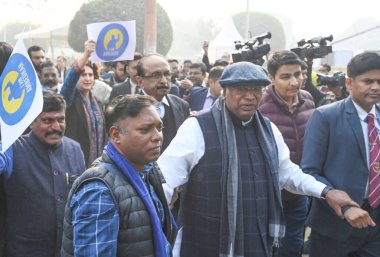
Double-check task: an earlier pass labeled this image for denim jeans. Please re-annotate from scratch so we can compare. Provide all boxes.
[274,195,308,257]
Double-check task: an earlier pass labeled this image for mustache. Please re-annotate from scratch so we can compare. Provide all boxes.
[157,85,170,90]
[45,80,58,87]
[45,130,64,137]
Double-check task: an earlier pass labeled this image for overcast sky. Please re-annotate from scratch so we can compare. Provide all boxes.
[1,0,379,43]
[157,0,379,40]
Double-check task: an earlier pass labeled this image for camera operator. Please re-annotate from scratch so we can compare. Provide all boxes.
[202,41,230,72]
[302,59,334,107]
[317,71,349,101]
[291,35,336,107]
[318,64,331,75]
[232,32,271,66]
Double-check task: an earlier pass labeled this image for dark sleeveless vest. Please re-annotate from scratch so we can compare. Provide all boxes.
[61,154,175,257]
[180,111,271,257]
[4,133,85,257]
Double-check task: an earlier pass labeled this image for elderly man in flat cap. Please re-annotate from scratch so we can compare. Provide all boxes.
[158,61,358,257]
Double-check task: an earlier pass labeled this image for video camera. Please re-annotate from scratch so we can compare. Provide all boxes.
[317,71,346,88]
[232,32,271,66]
[291,35,333,59]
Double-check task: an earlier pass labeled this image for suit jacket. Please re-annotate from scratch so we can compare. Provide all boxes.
[301,97,378,241]
[186,87,209,112]
[165,94,190,130]
[169,83,180,97]
[109,79,135,102]
[140,92,190,147]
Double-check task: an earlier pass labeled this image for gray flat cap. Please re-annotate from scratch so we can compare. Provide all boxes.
[219,61,271,87]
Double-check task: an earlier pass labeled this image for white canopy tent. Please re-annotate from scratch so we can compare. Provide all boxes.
[15,25,68,59]
[208,18,244,63]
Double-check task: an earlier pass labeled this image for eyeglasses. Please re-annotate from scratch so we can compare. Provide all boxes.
[143,71,171,81]
[228,86,265,95]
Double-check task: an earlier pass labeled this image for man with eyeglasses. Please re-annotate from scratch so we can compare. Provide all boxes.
[259,50,315,257]
[136,53,190,152]
[158,61,358,257]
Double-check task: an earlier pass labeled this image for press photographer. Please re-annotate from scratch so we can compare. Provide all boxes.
[232,32,271,66]
[291,35,338,107]
[317,71,349,101]
[291,35,333,59]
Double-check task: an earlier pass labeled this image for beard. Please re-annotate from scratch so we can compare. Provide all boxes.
[44,80,58,88]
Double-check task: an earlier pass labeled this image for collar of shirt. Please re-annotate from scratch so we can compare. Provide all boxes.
[273,87,300,113]
[162,96,170,107]
[141,90,170,107]
[352,101,378,126]
[206,88,212,98]
[229,111,253,127]
[130,79,138,94]
[130,79,137,88]
[352,100,379,198]
[242,116,253,126]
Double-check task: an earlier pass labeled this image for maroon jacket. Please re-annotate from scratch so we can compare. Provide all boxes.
[259,85,315,200]
[259,85,315,166]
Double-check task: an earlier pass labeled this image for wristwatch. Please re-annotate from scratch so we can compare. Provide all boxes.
[320,186,334,200]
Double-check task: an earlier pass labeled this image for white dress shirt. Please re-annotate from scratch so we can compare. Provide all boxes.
[157,115,327,256]
[202,88,215,110]
[351,101,380,197]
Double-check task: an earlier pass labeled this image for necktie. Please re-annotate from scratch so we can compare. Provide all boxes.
[367,113,380,208]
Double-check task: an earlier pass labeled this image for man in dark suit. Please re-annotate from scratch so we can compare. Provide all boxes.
[302,52,380,256]
[137,53,190,152]
[109,52,142,101]
[101,60,127,87]
[186,66,224,112]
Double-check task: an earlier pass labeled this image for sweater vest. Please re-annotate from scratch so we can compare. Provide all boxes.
[180,111,270,257]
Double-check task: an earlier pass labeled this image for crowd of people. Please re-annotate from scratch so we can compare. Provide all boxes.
[1,38,380,257]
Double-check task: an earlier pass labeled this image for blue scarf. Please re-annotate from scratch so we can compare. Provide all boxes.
[105,142,168,257]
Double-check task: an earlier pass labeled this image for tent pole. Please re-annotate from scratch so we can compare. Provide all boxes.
[50,32,55,60]
[245,0,250,40]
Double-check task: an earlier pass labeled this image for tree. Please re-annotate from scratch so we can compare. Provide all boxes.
[68,0,173,55]
[233,12,286,51]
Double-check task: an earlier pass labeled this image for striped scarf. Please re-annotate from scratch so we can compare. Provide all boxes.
[212,98,285,257]
[80,92,104,165]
